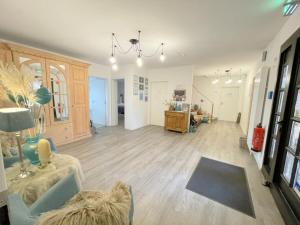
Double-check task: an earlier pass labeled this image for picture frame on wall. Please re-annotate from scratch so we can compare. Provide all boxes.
[173,89,186,101]
[139,76,144,83]
[139,84,144,90]
[139,91,144,101]
[133,75,139,95]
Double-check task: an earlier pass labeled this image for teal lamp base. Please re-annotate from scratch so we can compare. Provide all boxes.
[23,135,40,165]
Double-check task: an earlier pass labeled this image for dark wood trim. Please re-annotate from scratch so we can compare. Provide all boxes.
[270,183,300,225]
[262,27,300,225]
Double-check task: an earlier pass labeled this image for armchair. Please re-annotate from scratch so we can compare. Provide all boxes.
[7,173,134,225]
[7,172,80,225]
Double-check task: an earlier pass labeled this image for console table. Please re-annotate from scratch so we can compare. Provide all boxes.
[165,111,188,133]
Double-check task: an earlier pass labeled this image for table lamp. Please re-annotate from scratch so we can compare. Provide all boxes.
[0,108,34,179]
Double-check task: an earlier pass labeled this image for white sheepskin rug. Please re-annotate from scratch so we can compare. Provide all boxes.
[36,182,131,225]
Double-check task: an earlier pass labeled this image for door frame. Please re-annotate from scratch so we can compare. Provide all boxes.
[149,81,168,126]
[262,28,300,225]
[88,76,108,127]
[218,86,239,122]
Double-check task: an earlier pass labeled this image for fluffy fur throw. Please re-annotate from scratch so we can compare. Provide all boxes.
[36,182,131,225]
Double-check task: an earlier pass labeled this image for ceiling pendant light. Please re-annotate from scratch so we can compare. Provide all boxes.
[108,30,166,66]
[136,54,143,67]
[109,33,117,64]
[112,64,118,71]
[237,69,243,84]
[160,43,166,62]
[109,55,116,64]
[225,69,232,84]
[212,70,220,84]
[212,79,219,84]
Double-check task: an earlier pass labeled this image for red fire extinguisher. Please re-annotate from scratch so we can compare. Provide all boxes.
[251,123,265,152]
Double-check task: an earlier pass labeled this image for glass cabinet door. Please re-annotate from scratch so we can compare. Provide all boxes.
[13,53,50,127]
[13,53,47,89]
[46,60,70,123]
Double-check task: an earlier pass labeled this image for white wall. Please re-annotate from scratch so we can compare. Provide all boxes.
[248,9,300,168]
[192,75,246,121]
[147,65,194,126]
[112,65,149,130]
[88,63,112,125]
[148,65,194,103]
[240,69,257,134]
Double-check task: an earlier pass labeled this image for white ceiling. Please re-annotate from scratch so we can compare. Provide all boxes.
[0,0,287,75]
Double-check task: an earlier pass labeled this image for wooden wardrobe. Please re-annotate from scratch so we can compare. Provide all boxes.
[0,42,91,146]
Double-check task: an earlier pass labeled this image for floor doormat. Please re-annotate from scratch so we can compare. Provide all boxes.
[186,157,255,218]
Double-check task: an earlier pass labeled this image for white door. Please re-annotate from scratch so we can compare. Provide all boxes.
[89,77,106,127]
[150,81,168,126]
[219,87,239,122]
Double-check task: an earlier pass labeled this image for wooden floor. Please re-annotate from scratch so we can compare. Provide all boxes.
[60,121,285,225]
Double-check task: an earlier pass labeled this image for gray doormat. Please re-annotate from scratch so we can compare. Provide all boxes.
[186,157,255,218]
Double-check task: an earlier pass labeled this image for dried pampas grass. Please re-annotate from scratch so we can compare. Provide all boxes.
[0,61,36,107]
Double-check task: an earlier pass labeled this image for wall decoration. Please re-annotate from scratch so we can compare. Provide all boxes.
[139,76,144,83]
[139,92,144,101]
[145,78,148,85]
[133,75,139,95]
[139,84,144,90]
[173,89,186,101]
[145,96,148,102]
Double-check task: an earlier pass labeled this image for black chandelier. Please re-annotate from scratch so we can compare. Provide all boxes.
[109,30,166,70]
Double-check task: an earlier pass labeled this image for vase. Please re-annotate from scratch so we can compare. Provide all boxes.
[23,135,40,165]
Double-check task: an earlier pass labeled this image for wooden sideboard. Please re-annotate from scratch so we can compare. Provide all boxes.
[165,111,188,133]
[0,42,91,146]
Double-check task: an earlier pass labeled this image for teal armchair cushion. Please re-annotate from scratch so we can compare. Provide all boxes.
[7,173,80,225]
[30,172,80,216]
[7,194,37,225]
[7,173,134,225]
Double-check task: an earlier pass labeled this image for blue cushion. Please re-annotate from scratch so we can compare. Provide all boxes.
[7,194,36,225]
[30,173,80,216]
[4,156,19,168]
[128,186,134,223]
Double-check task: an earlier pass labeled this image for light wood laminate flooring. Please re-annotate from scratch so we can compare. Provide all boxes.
[60,121,285,225]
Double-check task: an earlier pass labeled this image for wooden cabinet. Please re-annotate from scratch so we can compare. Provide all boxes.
[0,43,12,64]
[70,65,90,139]
[0,42,91,146]
[165,111,188,133]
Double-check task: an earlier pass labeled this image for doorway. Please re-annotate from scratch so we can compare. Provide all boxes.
[150,81,168,126]
[117,79,125,127]
[89,77,107,128]
[219,87,239,122]
[262,28,300,225]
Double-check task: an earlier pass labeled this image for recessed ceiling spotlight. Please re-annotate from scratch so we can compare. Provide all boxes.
[225,69,232,84]
[212,79,219,84]
[237,69,243,84]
